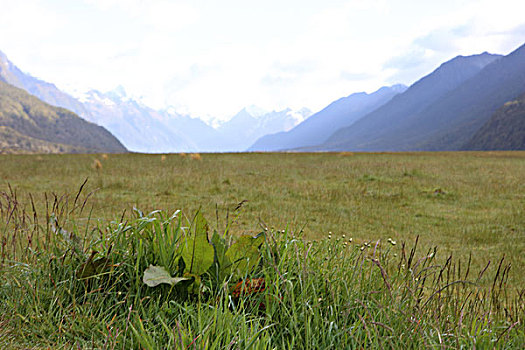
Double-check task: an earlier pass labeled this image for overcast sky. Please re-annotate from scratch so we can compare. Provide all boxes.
[1,0,524,122]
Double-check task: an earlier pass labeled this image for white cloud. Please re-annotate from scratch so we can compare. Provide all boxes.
[84,0,199,29]
[379,0,525,86]
[0,0,524,122]
[0,0,63,38]
[144,1,199,31]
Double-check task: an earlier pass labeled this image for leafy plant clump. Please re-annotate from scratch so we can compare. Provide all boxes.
[75,208,267,301]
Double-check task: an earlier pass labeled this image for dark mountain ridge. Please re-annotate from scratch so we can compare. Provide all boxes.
[412,44,525,150]
[321,51,503,151]
[463,93,525,150]
[0,80,126,153]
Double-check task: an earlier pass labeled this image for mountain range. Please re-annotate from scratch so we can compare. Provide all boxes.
[309,44,525,151]
[77,88,199,152]
[216,107,310,151]
[0,80,126,153]
[79,88,310,152]
[0,50,309,153]
[248,84,407,151]
[1,42,524,153]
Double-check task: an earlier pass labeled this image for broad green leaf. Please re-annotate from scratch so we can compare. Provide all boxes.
[193,210,208,237]
[143,265,190,287]
[76,251,111,279]
[225,234,265,277]
[182,237,215,275]
[211,231,228,268]
[211,231,231,280]
[181,211,214,275]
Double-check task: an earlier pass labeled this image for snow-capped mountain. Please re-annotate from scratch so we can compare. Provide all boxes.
[215,107,312,151]
[79,87,202,152]
[0,49,311,153]
[80,87,309,152]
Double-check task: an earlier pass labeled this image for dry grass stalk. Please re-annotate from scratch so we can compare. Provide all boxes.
[338,152,354,156]
[92,159,102,171]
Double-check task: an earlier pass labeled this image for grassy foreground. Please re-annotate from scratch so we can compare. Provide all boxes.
[0,152,524,348]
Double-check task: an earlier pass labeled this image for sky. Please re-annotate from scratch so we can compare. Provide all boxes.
[1,0,524,122]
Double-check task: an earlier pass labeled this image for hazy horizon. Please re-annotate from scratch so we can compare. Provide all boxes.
[1,0,524,123]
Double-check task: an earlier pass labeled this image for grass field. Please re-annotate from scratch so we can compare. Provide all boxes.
[1,152,524,285]
[0,151,524,348]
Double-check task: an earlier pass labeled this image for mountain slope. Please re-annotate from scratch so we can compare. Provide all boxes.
[0,126,89,153]
[410,44,525,151]
[159,109,220,152]
[463,94,525,150]
[1,51,201,153]
[0,80,126,153]
[79,88,199,153]
[0,50,90,118]
[248,85,406,151]
[321,51,503,151]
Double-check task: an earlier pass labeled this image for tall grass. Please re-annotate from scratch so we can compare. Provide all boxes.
[0,185,523,348]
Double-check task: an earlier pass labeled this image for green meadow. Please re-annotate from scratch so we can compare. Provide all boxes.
[1,152,524,348]
[2,152,524,279]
